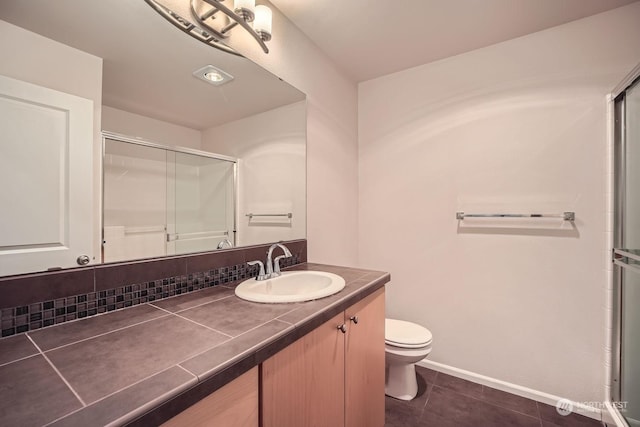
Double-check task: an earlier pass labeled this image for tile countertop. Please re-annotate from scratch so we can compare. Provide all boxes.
[0,263,389,427]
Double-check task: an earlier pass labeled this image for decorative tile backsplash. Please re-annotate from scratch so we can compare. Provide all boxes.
[0,241,304,338]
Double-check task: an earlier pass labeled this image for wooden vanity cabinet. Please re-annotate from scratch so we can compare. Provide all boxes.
[344,288,386,427]
[162,367,258,427]
[160,287,384,427]
[261,287,385,427]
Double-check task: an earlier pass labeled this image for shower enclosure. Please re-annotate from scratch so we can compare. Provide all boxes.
[102,133,236,263]
[612,65,640,426]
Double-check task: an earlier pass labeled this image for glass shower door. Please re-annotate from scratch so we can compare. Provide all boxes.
[167,151,236,255]
[614,77,640,426]
[103,139,168,263]
[104,136,237,262]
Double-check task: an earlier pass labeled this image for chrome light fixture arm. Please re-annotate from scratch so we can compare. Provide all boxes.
[191,0,270,53]
[144,0,241,56]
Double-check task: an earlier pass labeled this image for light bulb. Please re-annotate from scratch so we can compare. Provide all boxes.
[204,71,224,82]
[254,5,272,41]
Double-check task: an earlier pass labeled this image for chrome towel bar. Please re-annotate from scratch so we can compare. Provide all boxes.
[246,213,293,219]
[456,212,575,221]
[167,230,229,242]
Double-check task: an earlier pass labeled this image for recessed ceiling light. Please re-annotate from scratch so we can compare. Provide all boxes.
[204,71,224,82]
[193,65,234,86]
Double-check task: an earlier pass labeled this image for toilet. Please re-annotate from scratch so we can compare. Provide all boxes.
[385,318,433,400]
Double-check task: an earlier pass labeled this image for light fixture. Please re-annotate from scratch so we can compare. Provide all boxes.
[253,5,272,41]
[144,0,273,56]
[193,65,234,86]
[233,0,255,21]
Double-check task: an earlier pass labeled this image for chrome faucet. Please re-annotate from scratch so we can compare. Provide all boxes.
[247,260,269,280]
[248,243,292,281]
[216,238,233,249]
[266,243,292,278]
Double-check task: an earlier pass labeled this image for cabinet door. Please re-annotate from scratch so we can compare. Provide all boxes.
[0,74,93,275]
[162,367,258,427]
[345,288,385,427]
[262,311,345,427]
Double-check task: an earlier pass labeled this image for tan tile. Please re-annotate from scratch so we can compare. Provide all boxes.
[29,304,167,351]
[46,315,228,404]
[50,366,196,427]
[0,355,82,425]
[0,334,38,365]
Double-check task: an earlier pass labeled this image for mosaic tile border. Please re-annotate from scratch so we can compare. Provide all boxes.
[1,254,300,338]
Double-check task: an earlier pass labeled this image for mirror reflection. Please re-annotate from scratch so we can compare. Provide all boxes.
[0,0,306,276]
[103,137,237,263]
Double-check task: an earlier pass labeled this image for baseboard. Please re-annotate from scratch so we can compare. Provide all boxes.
[417,359,602,421]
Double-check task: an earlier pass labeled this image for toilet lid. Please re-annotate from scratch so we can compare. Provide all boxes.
[385,318,432,348]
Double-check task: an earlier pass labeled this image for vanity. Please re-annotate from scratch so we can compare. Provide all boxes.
[0,263,388,426]
[0,3,387,425]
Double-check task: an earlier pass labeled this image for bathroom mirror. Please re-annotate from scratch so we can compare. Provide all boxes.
[0,0,306,276]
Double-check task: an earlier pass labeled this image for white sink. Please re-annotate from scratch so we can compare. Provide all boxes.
[235,271,346,303]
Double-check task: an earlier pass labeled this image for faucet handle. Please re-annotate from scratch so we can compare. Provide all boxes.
[247,260,268,280]
[273,255,288,276]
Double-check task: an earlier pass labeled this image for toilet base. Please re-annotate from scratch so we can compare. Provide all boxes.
[385,362,418,400]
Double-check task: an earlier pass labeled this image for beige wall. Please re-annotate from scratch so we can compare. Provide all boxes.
[203,101,306,247]
[102,106,202,150]
[358,2,640,407]
[0,20,103,263]
[223,2,359,265]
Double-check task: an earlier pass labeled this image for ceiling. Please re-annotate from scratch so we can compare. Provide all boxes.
[0,0,304,130]
[2,0,636,125]
[270,0,639,82]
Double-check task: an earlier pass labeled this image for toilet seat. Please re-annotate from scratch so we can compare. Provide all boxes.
[385,319,432,349]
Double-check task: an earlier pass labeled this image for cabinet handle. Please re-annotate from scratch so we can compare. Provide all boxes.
[337,324,347,334]
[349,315,359,324]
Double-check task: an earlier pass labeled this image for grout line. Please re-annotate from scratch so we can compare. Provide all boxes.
[418,370,438,415]
[42,409,85,426]
[153,301,298,344]
[149,304,180,315]
[417,385,432,421]
[174,341,228,369]
[175,364,196,377]
[88,365,192,406]
[536,401,544,427]
[42,364,194,426]
[25,334,87,407]
[231,317,293,340]
[472,392,542,422]
[432,380,543,422]
[149,304,233,338]
[0,352,40,368]
[172,294,235,315]
[422,383,434,409]
[40,312,172,353]
[173,316,296,371]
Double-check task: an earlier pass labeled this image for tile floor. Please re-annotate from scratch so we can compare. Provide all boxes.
[385,366,607,427]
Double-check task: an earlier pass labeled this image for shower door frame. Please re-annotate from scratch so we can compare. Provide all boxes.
[611,63,640,426]
[101,131,238,259]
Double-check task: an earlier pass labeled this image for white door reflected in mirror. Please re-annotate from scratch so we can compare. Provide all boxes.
[0,75,93,276]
